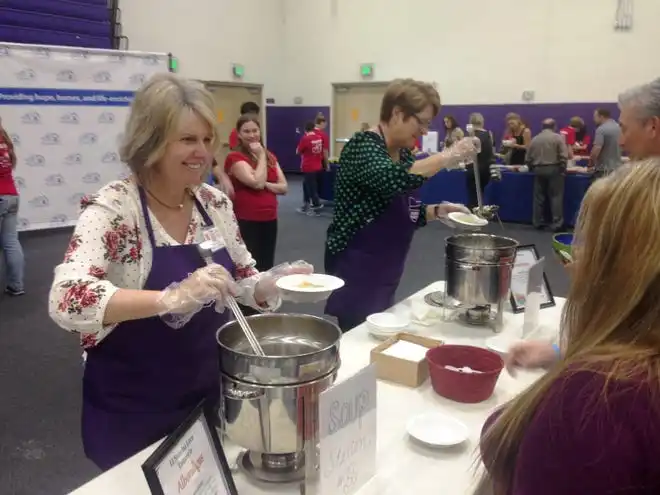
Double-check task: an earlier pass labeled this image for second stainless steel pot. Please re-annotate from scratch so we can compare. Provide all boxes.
[445,233,519,307]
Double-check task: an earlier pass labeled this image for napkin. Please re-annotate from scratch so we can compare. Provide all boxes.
[410,298,444,326]
[381,341,429,362]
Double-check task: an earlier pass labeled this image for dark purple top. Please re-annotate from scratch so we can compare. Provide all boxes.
[482,369,660,494]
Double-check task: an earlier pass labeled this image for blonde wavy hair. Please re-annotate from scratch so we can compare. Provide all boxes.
[119,73,219,182]
[478,160,660,494]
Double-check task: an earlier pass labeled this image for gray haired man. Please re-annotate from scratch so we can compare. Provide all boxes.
[618,77,660,160]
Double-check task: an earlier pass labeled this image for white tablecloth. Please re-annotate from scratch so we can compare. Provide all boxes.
[68,281,564,495]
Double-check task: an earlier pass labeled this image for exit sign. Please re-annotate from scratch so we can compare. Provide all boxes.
[232,64,245,79]
[360,63,374,78]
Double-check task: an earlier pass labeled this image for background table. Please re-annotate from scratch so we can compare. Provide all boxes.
[320,165,591,227]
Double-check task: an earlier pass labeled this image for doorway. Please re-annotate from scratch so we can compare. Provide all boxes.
[202,82,264,165]
[331,82,390,157]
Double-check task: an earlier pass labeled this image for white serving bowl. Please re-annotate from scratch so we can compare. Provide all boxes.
[366,312,410,338]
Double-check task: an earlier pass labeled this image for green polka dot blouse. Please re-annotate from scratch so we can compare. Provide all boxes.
[326,131,428,255]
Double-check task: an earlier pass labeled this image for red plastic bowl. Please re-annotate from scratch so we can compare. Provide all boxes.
[426,345,504,403]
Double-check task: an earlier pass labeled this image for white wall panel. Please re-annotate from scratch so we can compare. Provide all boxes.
[279,0,659,105]
[120,0,285,91]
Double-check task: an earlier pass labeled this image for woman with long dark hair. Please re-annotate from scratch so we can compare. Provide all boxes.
[443,115,464,148]
[225,114,287,274]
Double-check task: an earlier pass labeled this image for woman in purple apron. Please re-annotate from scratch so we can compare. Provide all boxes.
[79,188,233,470]
[48,73,310,471]
[324,79,479,331]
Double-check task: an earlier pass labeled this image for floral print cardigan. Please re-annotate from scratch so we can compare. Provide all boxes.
[48,179,273,349]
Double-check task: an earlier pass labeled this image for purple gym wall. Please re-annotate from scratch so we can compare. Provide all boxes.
[266,106,331,173]
[0,0,112,49]
[267,102,620,172]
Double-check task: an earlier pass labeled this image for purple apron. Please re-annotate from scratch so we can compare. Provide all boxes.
[81,186,234,471]
[325,190,421,331]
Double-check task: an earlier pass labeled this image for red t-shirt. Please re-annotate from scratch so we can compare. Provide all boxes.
[574,134,592,156]
[297,132,324,172]
[313,128,329,153]
[560,126,576,146]
[0,132,17,196]
[225,150,278,221]
[229,129,239,149]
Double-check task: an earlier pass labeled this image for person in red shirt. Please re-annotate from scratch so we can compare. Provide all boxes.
[559,124,576,146]
[570,116,591,158]
[313,114,330,164]
[227,101,260,150]
[225,114,287,293]
[559,123,576,160]
[296,121,325,215]
[0,117,25,296]
[560,117,592,162]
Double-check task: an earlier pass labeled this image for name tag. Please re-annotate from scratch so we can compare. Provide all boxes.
[200,227,226,252]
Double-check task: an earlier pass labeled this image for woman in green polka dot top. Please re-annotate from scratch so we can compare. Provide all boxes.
[324,79,480,331]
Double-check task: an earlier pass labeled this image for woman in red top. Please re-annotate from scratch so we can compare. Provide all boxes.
[225,114,287,275]
[0,117,25,296]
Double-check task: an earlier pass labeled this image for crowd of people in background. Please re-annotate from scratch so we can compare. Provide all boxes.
[436,107,625,232]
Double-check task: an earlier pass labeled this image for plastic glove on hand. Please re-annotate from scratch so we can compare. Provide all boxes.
[254,260,315,305]
[442,137,481,170]
[157,264,239,328]
[433,202,477,229]
[505,340,559,376]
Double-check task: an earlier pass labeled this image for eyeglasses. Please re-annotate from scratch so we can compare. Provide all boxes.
[411,114,432,129]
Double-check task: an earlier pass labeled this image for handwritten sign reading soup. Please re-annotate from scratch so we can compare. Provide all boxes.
[319,364,377,495]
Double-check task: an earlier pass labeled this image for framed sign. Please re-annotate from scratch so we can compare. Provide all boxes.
[509,244,555,314]
[142,402,237,495]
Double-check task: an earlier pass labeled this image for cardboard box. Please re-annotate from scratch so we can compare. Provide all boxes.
[369,333,444,388]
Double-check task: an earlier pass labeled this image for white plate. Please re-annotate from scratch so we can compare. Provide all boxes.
[367,326,417,340]
[367,312,409,329]
[368,328,400,340]
[276,274,345,293]
[406,412,469,447]
[448,211,488,227]
[486,335,521,357]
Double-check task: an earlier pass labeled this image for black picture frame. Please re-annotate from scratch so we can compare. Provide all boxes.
[509,244,556,314]
[141,401,238,495]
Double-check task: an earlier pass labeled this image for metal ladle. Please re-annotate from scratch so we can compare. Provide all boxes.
[197,244,265,357]
[465,125,503,229]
